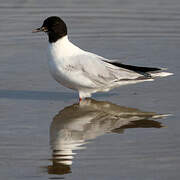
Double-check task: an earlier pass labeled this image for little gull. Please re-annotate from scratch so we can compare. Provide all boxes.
[33,16,173,101]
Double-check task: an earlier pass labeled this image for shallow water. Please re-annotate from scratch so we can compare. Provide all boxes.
[0,0,180,179]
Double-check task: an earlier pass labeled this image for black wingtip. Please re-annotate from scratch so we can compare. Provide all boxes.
[103,61,162,76]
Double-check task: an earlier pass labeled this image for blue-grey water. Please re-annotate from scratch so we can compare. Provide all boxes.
[0,0,180,179]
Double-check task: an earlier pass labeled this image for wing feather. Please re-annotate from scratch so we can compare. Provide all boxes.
[67,52,144,87]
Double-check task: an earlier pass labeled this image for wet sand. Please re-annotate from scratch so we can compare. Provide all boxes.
[0,0,180,179]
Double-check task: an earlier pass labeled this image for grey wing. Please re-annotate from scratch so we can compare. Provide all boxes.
[70,52,144,87]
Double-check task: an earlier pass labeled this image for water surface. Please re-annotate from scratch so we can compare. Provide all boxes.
[0,0,179,179]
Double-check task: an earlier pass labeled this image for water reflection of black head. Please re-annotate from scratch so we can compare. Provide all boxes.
[47,98,167,175]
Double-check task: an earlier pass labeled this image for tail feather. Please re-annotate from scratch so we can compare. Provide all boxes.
[150,71,174,78]
[103,60,173,78]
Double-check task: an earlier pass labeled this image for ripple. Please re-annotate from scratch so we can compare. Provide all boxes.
[47,98,167,175]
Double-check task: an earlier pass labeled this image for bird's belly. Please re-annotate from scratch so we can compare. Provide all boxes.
[48,59,95,91]
[48,60,77,90]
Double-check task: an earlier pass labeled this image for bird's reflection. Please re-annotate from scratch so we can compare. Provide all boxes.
[47,98,166,175]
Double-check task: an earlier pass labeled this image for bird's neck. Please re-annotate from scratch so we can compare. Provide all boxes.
[49,35,83,58]
[48,31,67,43]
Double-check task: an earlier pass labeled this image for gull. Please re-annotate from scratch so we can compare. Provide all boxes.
[33,16,173,101]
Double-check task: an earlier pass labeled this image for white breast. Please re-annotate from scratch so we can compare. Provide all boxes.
[47,36,88,90]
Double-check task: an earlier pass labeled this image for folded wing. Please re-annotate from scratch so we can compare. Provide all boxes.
[69,52,149,87]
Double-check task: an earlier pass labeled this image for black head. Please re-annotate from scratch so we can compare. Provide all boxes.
[33,16,67,43]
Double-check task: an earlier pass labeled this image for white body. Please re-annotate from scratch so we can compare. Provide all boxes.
[48,36,172,98]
